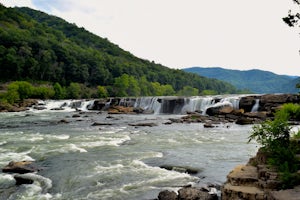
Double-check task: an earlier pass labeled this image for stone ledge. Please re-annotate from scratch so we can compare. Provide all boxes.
[227,165,258,186]
[268,185,300,200]
[222,183,265,200]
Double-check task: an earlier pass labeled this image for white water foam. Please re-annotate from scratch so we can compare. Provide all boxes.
[89,159,197,200]
[45,134,70,140]
[0,174,15,189]
[79,135,131,148]
[251,99,260,112]
[14,173,52,193]
[0,151,35,166]
[61,144,87,153]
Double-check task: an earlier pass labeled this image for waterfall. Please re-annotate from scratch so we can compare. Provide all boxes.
[30,95,251,115]
[117,95,245,114]
[134,97,161,114]
[220,96,240,110]
[251,99,260,112]
[180,96,215,114]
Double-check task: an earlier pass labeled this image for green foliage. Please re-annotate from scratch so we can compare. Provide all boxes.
[178,86,199,96]
[5,81,34,103]
[201,90,218,95]
[160,84,176,96]
[0,5,240,95]
[32,85,55,99]
[249,117,290,149]
[248,103,300,189]
[278,103,300,120]
[97,86,108,98]
[53,82,66,99]
[66,82,81,99]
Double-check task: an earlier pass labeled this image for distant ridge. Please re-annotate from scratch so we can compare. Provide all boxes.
[0,5,241,95]
[183,67,300,94]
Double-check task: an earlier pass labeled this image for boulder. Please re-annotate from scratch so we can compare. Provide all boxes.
[51,107,64,111]
[129,122,158,127]
[59,119,69,123]
[242,111,268,120]
[219,106,234,114]
[72,114,81,118]
[160,165,200,175]
[178,187,217,200]
[158,190,178,200]
[203,123,215,128]
[108,106,135,114]
[206,105,233,116]
[235,117,254,125]
[259,94,300,112]
[221,147,300,200]
[33,106,47,110]
[268,185,300,200]
[14,174,34,185]
[2,161,37,174]
[239,96,258,112]
[19,99,38,108]
[132,107,144,114]
[91,122,113,126]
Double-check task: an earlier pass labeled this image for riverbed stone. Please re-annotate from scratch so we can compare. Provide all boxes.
[160,165,200,175]
[158,190,178,200]
[128,122,158,127]
[2,161,37,174]
[14,174,34,185]
[178,187,217,200]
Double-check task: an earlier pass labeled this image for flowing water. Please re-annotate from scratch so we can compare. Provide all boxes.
[0,99,259,200]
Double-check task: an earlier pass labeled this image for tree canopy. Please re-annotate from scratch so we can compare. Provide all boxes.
[0,5,243,98]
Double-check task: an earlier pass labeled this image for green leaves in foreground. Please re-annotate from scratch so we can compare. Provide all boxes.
[248,103,300,189]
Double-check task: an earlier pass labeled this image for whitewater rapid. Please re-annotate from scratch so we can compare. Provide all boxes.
[0,100,258,200]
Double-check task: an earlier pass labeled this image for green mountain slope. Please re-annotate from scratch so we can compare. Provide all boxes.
[183,67,299,94]
[0,5,240,96]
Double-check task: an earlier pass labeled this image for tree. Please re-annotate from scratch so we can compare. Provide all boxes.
[283,0,300,27]
[161,84,176,96]
[177,86,199,96]
[248,103,300,188]
[67,82,81,99]
[97,86,108,98]
[4,81,33,103]
[113,74,130,97]
[53,82,66,99]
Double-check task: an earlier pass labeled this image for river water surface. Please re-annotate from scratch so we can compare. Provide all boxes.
[0,102,258,200]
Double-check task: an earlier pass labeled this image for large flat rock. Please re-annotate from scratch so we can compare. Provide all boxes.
[222,183,265,200]
[268,185,300,200]
[227,165,258,186]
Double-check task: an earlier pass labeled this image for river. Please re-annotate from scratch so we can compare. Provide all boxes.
[0,99,258,200]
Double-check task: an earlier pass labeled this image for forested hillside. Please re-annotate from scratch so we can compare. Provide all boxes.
[184,67,299,94]
[0,5,242,99]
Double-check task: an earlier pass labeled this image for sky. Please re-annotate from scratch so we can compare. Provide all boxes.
[2,0,300,76]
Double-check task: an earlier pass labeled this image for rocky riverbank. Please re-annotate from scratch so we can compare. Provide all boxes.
[221,148,300,200]
[0,99,38,112]
[169,94,300,126]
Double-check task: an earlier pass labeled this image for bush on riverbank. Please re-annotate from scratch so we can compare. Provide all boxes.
[248,103,300,189]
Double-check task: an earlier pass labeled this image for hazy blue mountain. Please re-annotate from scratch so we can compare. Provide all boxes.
[183,67,300,94]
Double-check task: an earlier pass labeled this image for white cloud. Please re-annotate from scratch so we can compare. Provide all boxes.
[1,0,300,76]
[1,0,35,8]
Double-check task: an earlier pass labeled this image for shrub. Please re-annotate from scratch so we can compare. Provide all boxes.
[248,103,300,189]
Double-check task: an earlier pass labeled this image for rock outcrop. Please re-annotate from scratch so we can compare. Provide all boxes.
[2,161,40,186]
[2,161,38,174]
[221,149,300,200]
[0,99,38,112]
[157,186,218,200]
